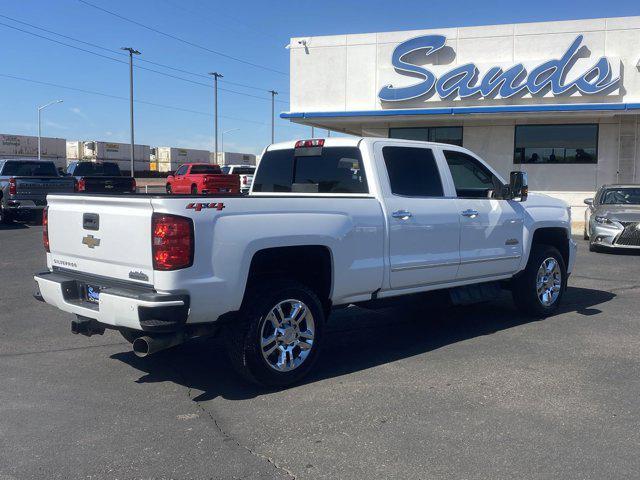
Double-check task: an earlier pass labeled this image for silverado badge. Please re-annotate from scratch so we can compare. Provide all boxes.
[82,234,101,249]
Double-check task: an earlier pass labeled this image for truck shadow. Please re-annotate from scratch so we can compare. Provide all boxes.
[112,286,615,401]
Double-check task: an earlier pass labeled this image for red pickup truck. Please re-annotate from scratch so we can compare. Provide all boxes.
[166,163,240,194]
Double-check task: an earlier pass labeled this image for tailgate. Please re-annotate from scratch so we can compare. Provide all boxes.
[16,177,75,196]
[205,174,240,189]
[83,176,134,193]
[46,195,155,284]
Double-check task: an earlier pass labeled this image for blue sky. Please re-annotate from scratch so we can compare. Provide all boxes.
[2,0,639,155]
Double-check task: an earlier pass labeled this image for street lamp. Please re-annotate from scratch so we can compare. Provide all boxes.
[37,100,63,160]
[222,128,239,154]
[208,72,223,163]
[122,47,141,177]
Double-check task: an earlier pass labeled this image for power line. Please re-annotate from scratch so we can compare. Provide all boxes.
[0,73,304,129]
[78,0,288,76]
[0,13,288,94]
[159,0,283,48]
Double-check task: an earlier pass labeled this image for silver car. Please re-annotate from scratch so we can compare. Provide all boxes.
[584,184,640,252]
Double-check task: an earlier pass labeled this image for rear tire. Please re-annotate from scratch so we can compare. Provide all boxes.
[512,244,567,317]
[225,279,325,388]
[191,185,198,195]
[0,207,12,224]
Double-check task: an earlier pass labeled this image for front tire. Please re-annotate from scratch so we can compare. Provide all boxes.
[166,184,172,194]
[225,280,325,388]
[512,244,567,317]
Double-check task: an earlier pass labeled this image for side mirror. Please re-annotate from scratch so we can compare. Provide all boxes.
[504,171,528,201]
[584,198,593,206]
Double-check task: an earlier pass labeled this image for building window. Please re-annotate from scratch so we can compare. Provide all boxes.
[514,124,598,164]
[389,127,463,146]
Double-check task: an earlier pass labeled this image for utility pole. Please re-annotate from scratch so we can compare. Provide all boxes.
[268,90,278,143]
[37,99,63,160]
[122,47,141,177]
[208,72,223,163]
[311,126,315,138]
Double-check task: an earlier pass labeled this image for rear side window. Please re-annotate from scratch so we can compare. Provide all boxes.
[382,146,443,197]
[1,161,57,176]
[252,147,368,194]
[190,165,221,174]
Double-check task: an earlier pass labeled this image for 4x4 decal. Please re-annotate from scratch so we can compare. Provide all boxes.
[186,202,225,212]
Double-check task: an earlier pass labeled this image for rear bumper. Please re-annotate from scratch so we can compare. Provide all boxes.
[33,270,189,332]
[4,199,46,210]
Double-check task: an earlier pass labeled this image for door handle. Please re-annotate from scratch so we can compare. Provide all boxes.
[461,209,479,218]
[392,210,412,220]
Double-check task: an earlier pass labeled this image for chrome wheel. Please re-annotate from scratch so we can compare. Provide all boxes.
[536,257,562,307]
[260,299,315,372]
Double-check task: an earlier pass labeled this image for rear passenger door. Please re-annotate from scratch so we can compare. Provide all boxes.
[376,143,461,290]
[442,149,523,279]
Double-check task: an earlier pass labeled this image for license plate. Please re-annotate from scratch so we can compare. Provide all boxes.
[219,188,229,192]
[85,284,101,304]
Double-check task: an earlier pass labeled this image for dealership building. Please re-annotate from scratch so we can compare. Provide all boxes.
[283,16,640,217]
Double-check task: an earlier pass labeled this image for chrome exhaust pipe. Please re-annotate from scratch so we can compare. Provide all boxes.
[132,333,185,358]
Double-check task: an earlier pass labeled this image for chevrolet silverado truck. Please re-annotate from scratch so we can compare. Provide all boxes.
[0,159,75,223]
[165,163,240,195]
[66,161,137,194]
[34,138,576,387]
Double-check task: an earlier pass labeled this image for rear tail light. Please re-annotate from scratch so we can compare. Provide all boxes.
[152,213,194,271]
[8,177,16,195]
[242,176,248,185]
[131,178,137,192]
[76,178,86,192]
[43,207,50,252]
[295,139,325,148]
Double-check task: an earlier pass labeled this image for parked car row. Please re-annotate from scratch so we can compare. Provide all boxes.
[0,158,256,223]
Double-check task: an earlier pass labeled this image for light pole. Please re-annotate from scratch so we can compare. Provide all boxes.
[268,90,278,143]
[37,100,63,160]
[222,128,239,154]
[122,47,141,177]
[208,72,223,163]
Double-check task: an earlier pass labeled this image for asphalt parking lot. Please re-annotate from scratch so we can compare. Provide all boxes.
[1,222,639,480]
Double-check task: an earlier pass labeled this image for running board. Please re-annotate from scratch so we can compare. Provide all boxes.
[449,281,502,306]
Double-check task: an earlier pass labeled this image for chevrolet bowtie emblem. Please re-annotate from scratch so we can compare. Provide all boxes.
[82,234,101,249]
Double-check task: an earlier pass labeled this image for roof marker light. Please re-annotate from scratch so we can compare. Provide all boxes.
[295,139,325,148]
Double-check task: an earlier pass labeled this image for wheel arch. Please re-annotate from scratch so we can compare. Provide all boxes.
[244,245,334,313]
[530,227,570,268]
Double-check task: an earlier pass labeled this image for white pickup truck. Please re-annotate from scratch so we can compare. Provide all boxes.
[35,137,576,387]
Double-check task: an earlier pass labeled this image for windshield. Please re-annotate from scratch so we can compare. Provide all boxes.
[72,162,121,176]
[1,161,58,176]
[190,165,221,174]
[232,167,255,175]
[600,188,640,205]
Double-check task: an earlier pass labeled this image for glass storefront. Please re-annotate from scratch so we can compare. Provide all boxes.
[514,124,598,164]
[389,126,463,146]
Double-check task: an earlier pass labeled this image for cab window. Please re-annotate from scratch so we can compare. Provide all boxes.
[443,150,501,199]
